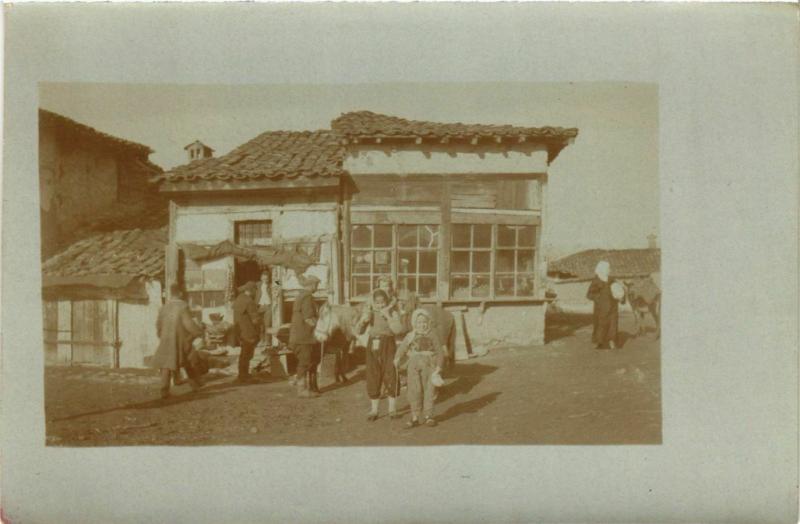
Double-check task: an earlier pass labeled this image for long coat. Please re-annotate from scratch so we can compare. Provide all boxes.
[289,289,317,345]
[152,299,204,371]
[233,292,260,344]
[586,277,619,345]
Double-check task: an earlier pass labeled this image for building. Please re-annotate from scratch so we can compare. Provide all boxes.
[548,247,661,314]
[155,111,578,348]
[38,109,163,259]
[39,109,167,367]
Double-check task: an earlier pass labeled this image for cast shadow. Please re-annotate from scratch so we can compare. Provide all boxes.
[545,311,594,344]
[437,391,502,423]
[437,362,498,404]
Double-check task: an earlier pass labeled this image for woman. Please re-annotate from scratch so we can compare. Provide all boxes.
[355,288,405,421]
[586,260,620,350]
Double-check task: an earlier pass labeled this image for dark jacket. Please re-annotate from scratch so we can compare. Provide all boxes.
[233,292,260,344]
[289,289,317,345]
[586,277,619,316]
[152,299,204,371]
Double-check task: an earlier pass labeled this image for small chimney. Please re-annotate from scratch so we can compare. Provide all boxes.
[184,140,214,162]
[647,233,658,249]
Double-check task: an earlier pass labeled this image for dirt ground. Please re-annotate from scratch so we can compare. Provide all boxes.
[45,312,661,446]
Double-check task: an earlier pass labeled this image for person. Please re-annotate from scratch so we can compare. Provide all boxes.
[152,283,205,399]
[256,269,273,346]
[355,288,405,421]
[374,275,398,310]
[394,308,446,428]
[586,260,620,350]
[289,274,321,398]
[233,281,261,382]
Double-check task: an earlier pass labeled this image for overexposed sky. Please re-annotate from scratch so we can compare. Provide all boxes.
[40,82,658,257]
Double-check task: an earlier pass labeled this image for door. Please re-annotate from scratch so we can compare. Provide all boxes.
[71,299,117,366]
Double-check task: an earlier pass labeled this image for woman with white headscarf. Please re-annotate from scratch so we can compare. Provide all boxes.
[586,260,621,350]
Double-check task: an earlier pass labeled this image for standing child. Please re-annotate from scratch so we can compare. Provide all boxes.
[355,288,405,421]
[394,308,446,428]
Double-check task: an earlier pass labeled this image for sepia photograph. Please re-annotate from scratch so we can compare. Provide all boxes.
[39,82,660,446]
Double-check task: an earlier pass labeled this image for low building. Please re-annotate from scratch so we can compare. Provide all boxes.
[548,247,661,314]
[156,111,578,349]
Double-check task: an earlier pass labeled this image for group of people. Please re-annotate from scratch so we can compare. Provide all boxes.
[152,271,446,429]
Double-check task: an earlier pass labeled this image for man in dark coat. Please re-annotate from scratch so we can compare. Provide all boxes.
[233,281,261,383]
[289,274,320,398]
[152,283,205,399]
[586,260,619,350]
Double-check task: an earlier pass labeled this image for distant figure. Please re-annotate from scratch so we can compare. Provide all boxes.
[290,274,321,398]
[586,260,620,350]
[152,283,205,399]
[233,281,261,383]
[256,269,273,345]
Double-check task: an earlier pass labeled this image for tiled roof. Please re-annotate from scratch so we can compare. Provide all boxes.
[156,130,345,184]
[548,248,661,281]
[42,226,167,286]
[331,111,579,143]
[39,109,155,156]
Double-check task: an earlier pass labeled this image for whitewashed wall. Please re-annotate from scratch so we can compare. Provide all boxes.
[119,280,162,368]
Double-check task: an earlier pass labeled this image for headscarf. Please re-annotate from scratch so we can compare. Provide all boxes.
[411,308,432,334]
[595,261,610,283]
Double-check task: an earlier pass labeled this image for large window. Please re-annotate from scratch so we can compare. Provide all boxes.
[185,259,228,309]
[351,224,440,298]
[451,224,537,299]
[235,220,272,247]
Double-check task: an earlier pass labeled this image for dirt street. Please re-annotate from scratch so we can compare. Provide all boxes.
[45,312,661,446]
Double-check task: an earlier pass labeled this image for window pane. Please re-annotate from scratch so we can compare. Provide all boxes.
[399,250,417,273]
[373,274,392,289]
[495,276,515,297]
[185,270,203,291]
[472,275,491,297]
[420,225,439,248]
[352,250,372,273]
[496,250,515,272]
[204,291,227,308]
[373,250,391,273]
[473,224,492,248]
[187,291,204,309]
[452,224,471,248]
[352,276,372,297]
[473,251,490,272]
[452,251,470,273]
[518,226,536,247]
[352,225,372,248]
[418,277,437,298]
[204,269,228,290]
[497,225,516,247]
[419,251,437,274]
[516,274,535,296]
[236,221,272,246]
[517,250,535,273]
[397,277,417,295]
[398,225,418,247]
[451,276,470,299]
[374,225,393,247]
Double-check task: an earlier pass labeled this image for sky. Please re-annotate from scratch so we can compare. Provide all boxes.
[39,82,659,258]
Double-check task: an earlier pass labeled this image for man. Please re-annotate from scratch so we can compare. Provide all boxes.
[255,269,273,346]
[152,283,204,399]
[289,274,320,398]
[233,280,261,383]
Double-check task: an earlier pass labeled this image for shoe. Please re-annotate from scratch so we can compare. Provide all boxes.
[404,419,419,429]
[366,413,378,422]
[424,417,437,427]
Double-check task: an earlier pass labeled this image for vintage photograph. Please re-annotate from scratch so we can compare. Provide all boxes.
[40,82,660,446]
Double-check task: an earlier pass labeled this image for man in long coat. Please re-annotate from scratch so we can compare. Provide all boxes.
[289,274,320,398]
[586,260,620,350]
[233,280,261,383]
[152,283,205,399]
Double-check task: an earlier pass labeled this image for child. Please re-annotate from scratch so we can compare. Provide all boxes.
[355,288,405,421]
[394,308,446,428]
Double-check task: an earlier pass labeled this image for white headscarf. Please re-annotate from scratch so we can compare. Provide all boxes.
[595,260,610,282]
[411,308,432,334]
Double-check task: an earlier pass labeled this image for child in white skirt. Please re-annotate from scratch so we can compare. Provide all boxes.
[394,308,446,428]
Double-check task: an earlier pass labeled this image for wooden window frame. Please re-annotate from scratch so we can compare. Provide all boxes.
[234,219,273,247]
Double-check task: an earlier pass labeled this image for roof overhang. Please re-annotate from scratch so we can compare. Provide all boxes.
[159,176,340,194]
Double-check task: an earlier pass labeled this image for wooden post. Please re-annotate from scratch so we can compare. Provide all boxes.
[536,174,548,299]
[342,188,352,303]
[271,266,284,348]
[166,200,179,299]
[438,179,452,301]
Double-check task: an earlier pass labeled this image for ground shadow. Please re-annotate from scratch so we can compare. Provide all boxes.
[437,362,498,404]
[319,368,366,394]
[545,312,594,343]
[437,391,502,423]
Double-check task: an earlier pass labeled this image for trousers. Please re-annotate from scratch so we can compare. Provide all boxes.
[406,354,438,419]
[365,335,399,400]
[238,340,257,378]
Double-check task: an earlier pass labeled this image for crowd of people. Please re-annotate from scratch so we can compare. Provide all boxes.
[152,273,448,429]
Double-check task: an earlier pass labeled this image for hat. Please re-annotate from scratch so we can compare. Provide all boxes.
[238,281,258,294]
